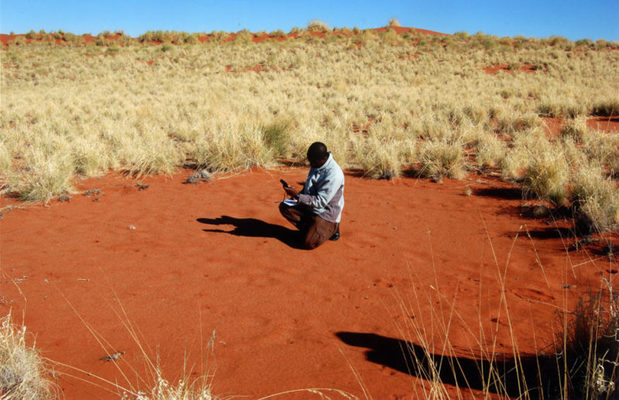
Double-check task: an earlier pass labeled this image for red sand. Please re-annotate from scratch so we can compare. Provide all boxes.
[542,116,619,137]
[1,168,616,399]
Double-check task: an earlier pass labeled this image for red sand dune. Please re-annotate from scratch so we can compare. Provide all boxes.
[1,168,615,399]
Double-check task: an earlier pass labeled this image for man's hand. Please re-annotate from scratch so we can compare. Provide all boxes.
[284,186,299,199]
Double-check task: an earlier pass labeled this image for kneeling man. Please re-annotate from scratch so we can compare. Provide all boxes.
[279,142,344,249]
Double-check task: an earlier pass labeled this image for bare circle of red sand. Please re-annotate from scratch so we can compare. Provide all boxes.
[1,168,615,398]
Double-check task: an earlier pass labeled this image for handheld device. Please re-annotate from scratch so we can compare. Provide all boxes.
[280,179,290,188]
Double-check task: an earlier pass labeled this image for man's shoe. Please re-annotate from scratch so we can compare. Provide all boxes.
[329,226,340,241]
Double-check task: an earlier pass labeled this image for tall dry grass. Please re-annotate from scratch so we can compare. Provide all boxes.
[354,224,618,400]
[1,30,617,221]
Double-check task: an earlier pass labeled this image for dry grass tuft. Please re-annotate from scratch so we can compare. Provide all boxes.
[418,139,466,180]
[0,312,55,400]
[353,136,405,179]
[522,150,570,206]
[306,20,330,33]
[570,166,619,234]
[9,149,75,202]
[560,117,588,142]
[191,121,273,172]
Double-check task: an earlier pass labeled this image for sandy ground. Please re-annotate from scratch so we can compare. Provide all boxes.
[1,168,616,399]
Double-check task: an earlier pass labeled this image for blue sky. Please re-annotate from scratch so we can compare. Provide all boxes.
[1,0,618,41]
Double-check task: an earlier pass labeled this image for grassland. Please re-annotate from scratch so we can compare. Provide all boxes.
[1,28,617,233]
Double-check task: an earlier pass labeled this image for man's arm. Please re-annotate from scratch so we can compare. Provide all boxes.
[298,175,343,210]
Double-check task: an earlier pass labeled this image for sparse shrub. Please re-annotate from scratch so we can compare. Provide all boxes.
[185,34,199,45]
[171,32,185,44]
[138,31,153,43]
[9,36,26,46]
[307,20,330,33]
[160,44,173,52]
[0,313,55,399]
[25,30,36,39]
[270,30,287,39]
[232,30,253,44]
[152,31,169,42]
[548,35,571,48]
[140,30,171,43]
[498,36,513,47]
[63,32,82,45]
[338,27,352,35]
[472,33,498,50]
[575,38,594,48]
[595,39,609,49]
[360,29,377,42]
[388,19,401,28]
[209,31,227,42]
[482,37,498,50]
[380,28,401,44]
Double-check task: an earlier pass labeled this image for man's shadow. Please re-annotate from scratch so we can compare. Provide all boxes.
[336,332,561,399]
[197,216,305,249]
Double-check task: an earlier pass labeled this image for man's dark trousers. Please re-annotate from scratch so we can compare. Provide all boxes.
[279,203,338,249]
